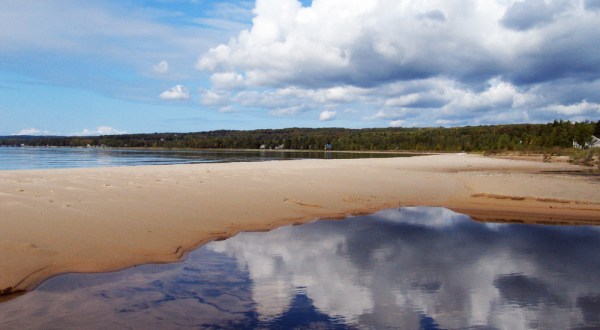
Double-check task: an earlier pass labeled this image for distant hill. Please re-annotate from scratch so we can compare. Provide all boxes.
[1,120,598,152]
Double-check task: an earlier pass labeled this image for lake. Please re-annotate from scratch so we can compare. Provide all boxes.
[0,147,408,170]
[1,207,599,329]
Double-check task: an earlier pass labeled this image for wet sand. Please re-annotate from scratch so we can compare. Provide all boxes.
[1,154,599,297]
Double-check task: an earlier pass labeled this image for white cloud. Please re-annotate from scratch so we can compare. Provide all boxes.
[389,120,406,128]
[0,2,224,64]
[195,0,600,126]
[271,105,305,116]
[451,79,523,111]
[199,89,227,106]
[210,71,245,89]
[0,1,246,106]
[96,126,125,135]
[14,128,49,136]
[372,108,416,120]
[152,60,169,74]
[319,110,337,121]
[197,0,512,88]
[159,85,190,100]
[544,100,600,116]
[71,126,126,136]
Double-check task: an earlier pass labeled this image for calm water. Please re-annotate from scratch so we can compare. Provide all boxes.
[1,207,600,329]
[0,147,407,170]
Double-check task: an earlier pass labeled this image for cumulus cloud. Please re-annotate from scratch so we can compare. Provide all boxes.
[319,110,336,121]
[152,60,169,74]
[210,71,245,89]
[71,126,126,136]
[198,0,503,87]
[543,101,600,119]
[159,85,190,100]
[197,0,600,126]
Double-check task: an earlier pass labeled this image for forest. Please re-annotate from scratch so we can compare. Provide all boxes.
[1,120,599,153]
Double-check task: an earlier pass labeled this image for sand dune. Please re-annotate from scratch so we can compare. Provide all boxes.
[1,154,599,297]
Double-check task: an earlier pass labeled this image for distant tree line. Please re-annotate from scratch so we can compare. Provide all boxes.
[1,120,599,152]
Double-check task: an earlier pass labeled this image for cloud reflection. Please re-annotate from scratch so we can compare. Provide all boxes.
[210,207,600,329]
[1,207,599,329]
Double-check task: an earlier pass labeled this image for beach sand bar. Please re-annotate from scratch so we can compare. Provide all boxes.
[1,154,599,297]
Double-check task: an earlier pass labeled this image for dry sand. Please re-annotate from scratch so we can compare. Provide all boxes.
[1,153,599,297]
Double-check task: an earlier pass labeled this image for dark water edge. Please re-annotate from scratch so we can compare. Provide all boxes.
[1,207,600,329]
[0,147,417,170]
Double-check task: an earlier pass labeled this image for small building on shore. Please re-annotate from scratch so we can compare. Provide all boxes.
[573,135,600,149]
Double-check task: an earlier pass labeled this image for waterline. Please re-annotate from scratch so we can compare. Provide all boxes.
[0,147,412,170]
[1,207,599,329]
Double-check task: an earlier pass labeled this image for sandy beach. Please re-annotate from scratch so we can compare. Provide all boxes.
[1,153,599,298]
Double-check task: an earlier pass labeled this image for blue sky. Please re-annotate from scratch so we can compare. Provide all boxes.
[1,0,599,136]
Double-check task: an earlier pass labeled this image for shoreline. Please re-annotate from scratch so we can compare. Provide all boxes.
[1,154,599,298]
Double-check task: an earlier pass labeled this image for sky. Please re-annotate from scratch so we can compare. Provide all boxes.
[1,0,599,136]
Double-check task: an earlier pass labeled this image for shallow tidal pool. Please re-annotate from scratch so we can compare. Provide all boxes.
[1,207,600,329]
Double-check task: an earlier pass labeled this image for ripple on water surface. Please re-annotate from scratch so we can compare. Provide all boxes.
[0,147,410,170]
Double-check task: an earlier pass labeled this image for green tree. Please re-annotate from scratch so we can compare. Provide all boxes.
[573,121,594,147]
